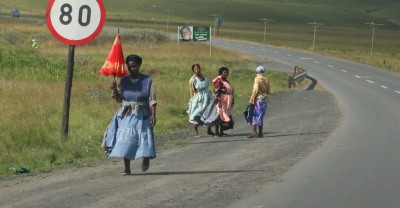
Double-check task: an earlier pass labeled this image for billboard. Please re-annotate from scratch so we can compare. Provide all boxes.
[179,26,210,42]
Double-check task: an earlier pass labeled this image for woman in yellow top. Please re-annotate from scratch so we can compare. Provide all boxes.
[247,65,270,138]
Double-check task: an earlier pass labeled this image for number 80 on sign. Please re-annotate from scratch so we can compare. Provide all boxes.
[46,0,106,45]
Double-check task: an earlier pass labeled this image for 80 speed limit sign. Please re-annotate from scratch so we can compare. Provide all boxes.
[46,0,106,45]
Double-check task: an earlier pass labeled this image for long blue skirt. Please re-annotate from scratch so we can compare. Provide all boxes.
[103,107,156,160]
[250,98,268,126]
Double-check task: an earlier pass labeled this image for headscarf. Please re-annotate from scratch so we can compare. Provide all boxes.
[126,54,142,66]
[218,67,229,75]
[256,65,265,73]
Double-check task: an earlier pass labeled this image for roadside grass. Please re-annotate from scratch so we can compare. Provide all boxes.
[1,0,398,175]
[0,18,290,176]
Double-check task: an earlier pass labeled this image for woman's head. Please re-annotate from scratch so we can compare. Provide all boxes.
[256,65,265,74]
[218,67,229,79]
[192,64,201,75]
[192,64,201,71]
[218,67,229,75]
[126,54,142,77]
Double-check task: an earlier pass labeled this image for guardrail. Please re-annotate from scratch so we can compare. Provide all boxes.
[288,66,307,89]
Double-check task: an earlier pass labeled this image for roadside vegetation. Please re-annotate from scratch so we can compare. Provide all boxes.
[0,18,289,176]
[1,0,399,176]
[1,0,399,72]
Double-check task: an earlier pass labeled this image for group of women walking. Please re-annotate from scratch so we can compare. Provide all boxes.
[187,64,236,137]
[102,54,270,175]
[187,64,270,138]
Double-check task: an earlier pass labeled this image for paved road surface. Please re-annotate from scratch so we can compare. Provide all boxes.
[211,39,400,208]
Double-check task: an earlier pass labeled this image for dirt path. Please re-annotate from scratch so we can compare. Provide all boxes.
[0,88,340,208]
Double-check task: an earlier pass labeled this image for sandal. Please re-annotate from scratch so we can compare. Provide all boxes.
[247,134,257,138]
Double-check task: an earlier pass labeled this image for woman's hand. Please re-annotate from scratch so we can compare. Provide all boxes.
[109,81,117,90]
[151,105,157,127]
[151,115,156,127]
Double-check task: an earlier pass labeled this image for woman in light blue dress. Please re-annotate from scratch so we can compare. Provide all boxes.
[187,64,214,136]
[103,54,157,175]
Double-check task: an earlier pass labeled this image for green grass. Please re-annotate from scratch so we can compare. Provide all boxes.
[1,0,399,27]
[0,18,290,176]
[1,0,399,176]
[1,0,399,71]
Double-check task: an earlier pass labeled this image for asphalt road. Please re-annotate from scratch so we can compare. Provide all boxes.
[1,18,399,206]
[210,39,400,207]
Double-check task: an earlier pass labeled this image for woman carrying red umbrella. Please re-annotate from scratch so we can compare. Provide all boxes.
[102,54,157,175]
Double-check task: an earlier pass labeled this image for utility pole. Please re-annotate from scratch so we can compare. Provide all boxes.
[211,14,221,37]
[259,18,273,43]
[308,21,323,51]
[165,9,174,33]
[365,22,383,62]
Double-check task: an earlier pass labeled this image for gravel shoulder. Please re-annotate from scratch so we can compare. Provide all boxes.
[0,84,340,208]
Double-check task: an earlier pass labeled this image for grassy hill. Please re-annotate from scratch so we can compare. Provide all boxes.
[1,0,399,28]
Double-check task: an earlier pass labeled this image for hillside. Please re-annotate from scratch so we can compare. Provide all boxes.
[1,0,399,29]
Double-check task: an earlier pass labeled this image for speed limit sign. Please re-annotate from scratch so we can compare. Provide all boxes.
[46,0,106,45]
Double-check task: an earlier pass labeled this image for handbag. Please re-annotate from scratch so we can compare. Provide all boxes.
[244,104,254,124]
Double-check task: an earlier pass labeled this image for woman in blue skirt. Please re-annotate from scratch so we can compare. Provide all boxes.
[247,65,270,138]
[103,54,157,175]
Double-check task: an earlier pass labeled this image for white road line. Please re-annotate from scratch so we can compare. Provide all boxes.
[381,85,388,89]
[355,75,372,79]
[395,91,400,94]
[287,54,293,57]
[224,42,231,45]
[274,51,279,54]
[341,70,348,73]
[328,65,335,68]
[261,49,267,51]
[313,61,320,63]
[250,46,255,49]
[366,80,375,84]
[300,57,312,60]
[237,44,243,47]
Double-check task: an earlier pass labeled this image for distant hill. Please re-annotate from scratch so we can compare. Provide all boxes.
[1,0,399,29]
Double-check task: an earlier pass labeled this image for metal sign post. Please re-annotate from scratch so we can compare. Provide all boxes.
[46,0,106,137]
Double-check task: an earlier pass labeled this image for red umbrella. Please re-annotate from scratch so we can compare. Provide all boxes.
[98,33,127,80]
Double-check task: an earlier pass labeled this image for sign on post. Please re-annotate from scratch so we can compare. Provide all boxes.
[46,0,106,45]
[46,0,106,136]
[177,26,212,56]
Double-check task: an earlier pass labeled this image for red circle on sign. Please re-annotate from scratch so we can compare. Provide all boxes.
[46,0,106,45]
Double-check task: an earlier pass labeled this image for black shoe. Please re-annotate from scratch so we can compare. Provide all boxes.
[141,158,150,172]
[122,169,131,175]
[207,130,215,136]
[258,133,264,138]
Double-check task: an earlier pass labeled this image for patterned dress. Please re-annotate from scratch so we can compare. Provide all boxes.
[213,76,235,129]
[249,73,270,126]
[103,74,156,160]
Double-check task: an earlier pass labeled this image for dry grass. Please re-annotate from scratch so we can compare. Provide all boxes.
[0,17,292,175]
